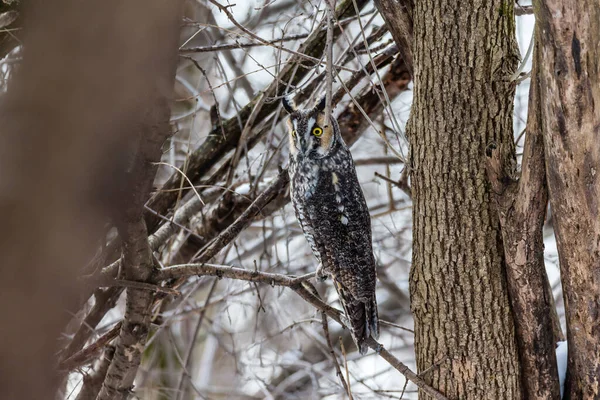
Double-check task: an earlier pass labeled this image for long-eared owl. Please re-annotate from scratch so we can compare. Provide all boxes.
[284,96,379,354]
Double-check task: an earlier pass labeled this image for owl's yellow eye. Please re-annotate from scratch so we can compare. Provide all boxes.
[312,127,323,137]
[291,130,297,138]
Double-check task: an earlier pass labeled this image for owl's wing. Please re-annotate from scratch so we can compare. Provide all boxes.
[299,152,380,353]
[292,190,329,269]
[307,162,376,298]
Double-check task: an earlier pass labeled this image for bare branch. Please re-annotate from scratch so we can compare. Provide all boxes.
[154,262,315,286]
[374,171,411,199]
[373,0,413,75]
[181,32,312,53]
[75,345,116,400]
[515,5,533,16]
[354,156,405,166]
[321,313,351,397]
[291,287,448,400]
[144,0,370,234]
[60,323,122,371]
[94,1,184,397]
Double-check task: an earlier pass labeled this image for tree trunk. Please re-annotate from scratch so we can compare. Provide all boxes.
[535,0,600,398]
[408,1,522,398]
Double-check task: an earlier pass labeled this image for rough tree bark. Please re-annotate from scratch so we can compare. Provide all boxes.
[484,24,562,399]
[534,0,600,398]
[373,0,413,74]
[407,1,522,398]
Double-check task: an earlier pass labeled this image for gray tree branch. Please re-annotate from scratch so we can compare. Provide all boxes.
[94,1,185,398]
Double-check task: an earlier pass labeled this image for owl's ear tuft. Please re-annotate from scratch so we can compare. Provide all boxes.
[315,95,326,113]
[282,96,296,114]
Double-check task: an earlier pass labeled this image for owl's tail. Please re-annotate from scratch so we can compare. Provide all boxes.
[335,283,379,355]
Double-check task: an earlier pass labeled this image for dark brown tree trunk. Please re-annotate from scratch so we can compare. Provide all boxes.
[407,1,522,398]
[534,0,600,398]
[373,0,413,74]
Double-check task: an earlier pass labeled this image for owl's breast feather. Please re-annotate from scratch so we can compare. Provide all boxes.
[292,160,321,200]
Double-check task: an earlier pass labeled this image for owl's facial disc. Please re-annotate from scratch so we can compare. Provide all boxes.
[288,111,335,159]
[314,112,334,156]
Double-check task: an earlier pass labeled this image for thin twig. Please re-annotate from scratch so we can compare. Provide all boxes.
[374,171,411,199]
[205,0,357,73]
[154,161,205,205]
[324,0,335,126]
[332,44,397,106]
[339,336,353,400]
[321,313,351,397]
[181,32,311,53]
[380,320,414,334]
[175,278,218,400]
[182,56,227,141]
[399,379,410,399]
[60,322,122,371]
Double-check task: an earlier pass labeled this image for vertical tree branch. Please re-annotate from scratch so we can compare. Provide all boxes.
[95,1,184,398]
[75,346,116,400]
[372,0,413,75]
[534,0,600,397]
[484,27,562,394]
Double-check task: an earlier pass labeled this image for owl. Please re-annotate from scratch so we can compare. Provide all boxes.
[283,96,379,354]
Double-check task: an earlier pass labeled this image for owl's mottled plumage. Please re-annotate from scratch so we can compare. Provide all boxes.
[284,96,379,354]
